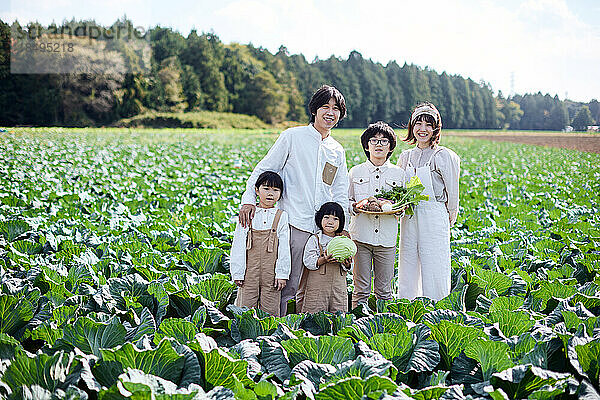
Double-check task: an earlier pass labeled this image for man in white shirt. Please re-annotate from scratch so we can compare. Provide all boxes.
[239,85,350,316]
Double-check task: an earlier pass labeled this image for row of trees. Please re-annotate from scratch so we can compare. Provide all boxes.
[1,18,598,130]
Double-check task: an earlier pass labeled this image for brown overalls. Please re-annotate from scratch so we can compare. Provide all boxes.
[297,234,348,314]
[235,209,283,317]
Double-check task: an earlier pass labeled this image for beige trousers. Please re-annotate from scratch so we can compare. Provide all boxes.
[352,241,396,309]
[280,225,312,316]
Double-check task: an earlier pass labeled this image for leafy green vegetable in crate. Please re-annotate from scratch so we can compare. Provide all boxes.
[379,176,429,215]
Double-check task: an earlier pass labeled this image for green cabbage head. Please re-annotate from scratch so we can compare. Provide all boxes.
[326,236,357,262]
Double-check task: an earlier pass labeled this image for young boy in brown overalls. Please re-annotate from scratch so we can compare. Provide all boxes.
[230,171,290,316]
[298,202,351,313]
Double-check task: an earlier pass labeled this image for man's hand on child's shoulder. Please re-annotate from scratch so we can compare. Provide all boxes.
[239,204,256,228]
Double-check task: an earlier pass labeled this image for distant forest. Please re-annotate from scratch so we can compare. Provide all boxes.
[1,18,599,130]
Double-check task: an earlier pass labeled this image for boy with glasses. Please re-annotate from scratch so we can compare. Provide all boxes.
[348,121,404,308]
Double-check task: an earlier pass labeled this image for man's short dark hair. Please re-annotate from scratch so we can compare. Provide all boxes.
[360,121,397,160]
[315,202,345,234]
[308,85,346,123]
[255,171,283,193]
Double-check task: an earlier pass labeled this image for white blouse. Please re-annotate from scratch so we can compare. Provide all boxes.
[229,207,291,280]
[397,146,460,225]
[348,160,405,247]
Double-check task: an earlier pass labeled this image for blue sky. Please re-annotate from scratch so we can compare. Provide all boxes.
[2,0,599,102]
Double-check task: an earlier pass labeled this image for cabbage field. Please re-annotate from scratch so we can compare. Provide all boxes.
[1,128,599,399]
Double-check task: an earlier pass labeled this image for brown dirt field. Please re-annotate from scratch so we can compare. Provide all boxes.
[446,132,600,153]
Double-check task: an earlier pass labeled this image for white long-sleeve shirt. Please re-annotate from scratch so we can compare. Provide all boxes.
[348,160,405,247]
[241,124,350,233]
[303,231,334,271]
[397,146,460,225]
[229,207,291,280]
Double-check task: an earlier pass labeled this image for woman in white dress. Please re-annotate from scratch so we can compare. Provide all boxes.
[396,102,460,301]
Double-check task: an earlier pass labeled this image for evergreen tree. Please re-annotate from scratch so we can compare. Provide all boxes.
[469,80,485,128]
[274,47,307,122]
[221,43,266,116]
[1,17,594,129]
[149,27,186,64]
[514,94,537,129]
[157,56,186,111]
[117,74,146,117]
[414,67,432,104]
[480,83,498,128]
[366,59,389,122]
[399,63,418,112]
[427,71,444,117]
[496,95,507,129]
[346,51,378,126]
[587,99,600,124]
[180,30,228,111]
[181,65,203,110]
[269,51,306,122]
[285,53,325,107]
[572,106,594,131]
[499,98,524,129]
[457,79,475,128]
[440,73,462,128]
[319,55,357,126]
[0,19,9,80]
[221,44,253,112]
[548,98,569,131]
[384,61,407,126]
[244,70,288,123]
[282,72,307,122]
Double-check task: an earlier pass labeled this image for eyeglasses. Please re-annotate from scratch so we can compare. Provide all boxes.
[368,138,390,146]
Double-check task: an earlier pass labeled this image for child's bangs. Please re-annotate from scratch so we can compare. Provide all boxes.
[260,177,281,188]
[315,201,345,233]
[255,171,284,191]
[323,203,344,218]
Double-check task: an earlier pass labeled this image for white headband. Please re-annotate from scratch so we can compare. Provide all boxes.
[410,104,441,126]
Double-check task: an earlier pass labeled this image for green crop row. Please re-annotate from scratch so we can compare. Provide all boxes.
[0,129,599,399]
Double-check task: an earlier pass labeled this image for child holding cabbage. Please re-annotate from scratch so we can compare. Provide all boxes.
[297,202,354,313]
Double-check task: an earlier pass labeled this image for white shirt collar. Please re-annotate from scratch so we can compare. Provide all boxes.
[309,123,331,141]
[256,205,279,212]
[366,159,391,173]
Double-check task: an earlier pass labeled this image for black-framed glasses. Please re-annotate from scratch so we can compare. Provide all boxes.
[368,138,390,146]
